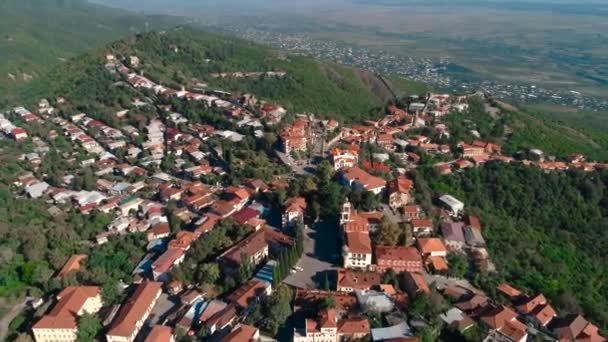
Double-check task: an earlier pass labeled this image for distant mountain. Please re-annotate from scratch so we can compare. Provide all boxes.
[0,0,178,104]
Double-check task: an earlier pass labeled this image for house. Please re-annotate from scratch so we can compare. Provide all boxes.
[496,283,522,301]
[342,167,386,195]
[56,254,88,278]
[32,286,103,342]
[411,218,433,237]
[479,305,528,342]
[416,238,448,258]
[227,279,271,310]
[454,294,489,313]
[464,225,485,247]
[440,222,466,250]
[223,324,260,342]
[106,282,163,342]
[330,146,359,170]
[387,177,413,210]
[11,127,28,140]
[375,246,423,274]
[403,205,421,221]
[293,309,370,342]
[402,272,430,299]
[283,196,307,228]
[294,290,358,316]
[144,325,174,342]
[336,269,381,292]
[551,314,605,342]
[343,232,373,269]
[205,303,238,335]
[439,195,464,216]
[219,229,269,273]
[152,249,186,282]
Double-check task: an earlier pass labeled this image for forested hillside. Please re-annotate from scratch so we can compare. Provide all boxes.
[417,162,608,329]
[0,0,177,104]
[20,28,427,122]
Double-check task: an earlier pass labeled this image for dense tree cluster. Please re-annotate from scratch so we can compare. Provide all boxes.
[423,161,608,329]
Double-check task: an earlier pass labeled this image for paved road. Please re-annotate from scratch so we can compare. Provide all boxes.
[0,301,26,341]
[283,221,340,289]
[275,150,313,176]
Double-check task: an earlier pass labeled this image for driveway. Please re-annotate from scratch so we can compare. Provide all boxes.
[283,220,341,289]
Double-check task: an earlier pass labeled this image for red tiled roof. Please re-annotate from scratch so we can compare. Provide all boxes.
[336,269,380,291]
[56,254,87,278]
[496,283,521,298]
[345,232,372,254]
[417,238,447,254]
[33,286,101,330]
[107,282,162,338]
[223,324,259,342]
[220,229,266,267]
[227,280,268,309]
[145,325,173,342]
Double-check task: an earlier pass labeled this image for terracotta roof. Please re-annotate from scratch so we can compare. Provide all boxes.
[200,300,227,323]
[345,232,372,254]
[220,229,267,268]
[531,304,556,327]
[168,231,197,250]
[294,290,358,313]
[388,176,413,194]
[152,248,185,274]
[406,272,430,294]
[145,325,173,342]
[206,303,237,330]
[336,269,380,291]
[466,215,482,229]
[319,309,338,329]
[232,207,260,225]
[226,280,268,309]
[285,196,307,213]
[338,316,370,335]
[375,245,422,263]
[455,294,488,312]
[222,324,259,342]
[417,238,447,255]
[343,167,387,191]
[33,286,101,330]
[56,254,87,278]
[496,283,521,298]
[107,282,162,338]
[552,314,605,342]
[516,293,547,314]
[479,305,519,330]
[411,218,433,229]
[428,256,449,271]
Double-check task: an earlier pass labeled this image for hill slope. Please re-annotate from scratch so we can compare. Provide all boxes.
[19,27,427,122]
[0,0,177,104]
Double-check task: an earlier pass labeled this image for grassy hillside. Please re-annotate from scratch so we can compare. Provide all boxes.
[0,0,177,105]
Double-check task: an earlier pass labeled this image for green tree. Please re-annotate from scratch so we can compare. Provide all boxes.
[377,216,400,246]
[76,313,102,342]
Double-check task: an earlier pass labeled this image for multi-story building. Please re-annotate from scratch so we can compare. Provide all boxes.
[106,282,163,342]
[375,245,423,274]
[32,286,103,342]
[330,146,359,170]
[387,176,413,210]
[293,309,370,342]
[282,196,307,228]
